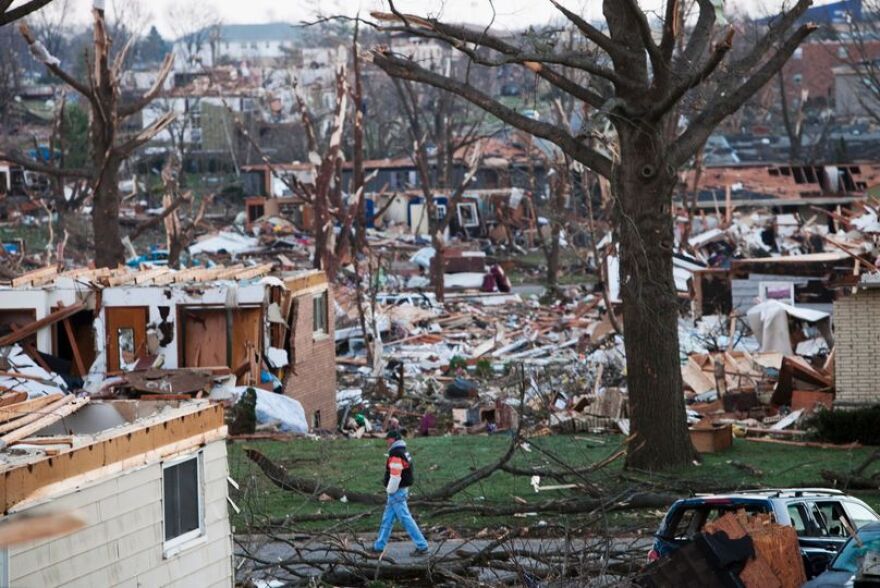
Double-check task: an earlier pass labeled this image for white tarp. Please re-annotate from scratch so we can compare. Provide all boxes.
[746,300,829,355]
[212,386,308,434]
[188,232,261,255]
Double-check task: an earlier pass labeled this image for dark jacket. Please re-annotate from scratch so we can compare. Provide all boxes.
[383,440,414,488]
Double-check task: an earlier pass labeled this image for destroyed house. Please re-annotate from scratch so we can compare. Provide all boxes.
[0,400,232,587]
[0,265,336,429]
[678,163,880,209]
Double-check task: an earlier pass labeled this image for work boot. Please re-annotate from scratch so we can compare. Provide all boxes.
[410,547,429,557]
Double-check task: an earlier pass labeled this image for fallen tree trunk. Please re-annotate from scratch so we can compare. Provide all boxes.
[426,492,679,518]
[820,470,880,490]
[244,448,386,504]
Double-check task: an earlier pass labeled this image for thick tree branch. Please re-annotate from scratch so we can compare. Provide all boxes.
[649,28,734,120]
[548,0,622,60]
[681,0,716,69]
[372,11,613,106]
[669,23,816,168]
[19,22,92,98]
[731,0,812,75]
[113,111,177,157]
[659,0,680,62]
[0,151,92,180]
[0,0,54,26]
[621,0,665,78]
[370,49,613,178]
[118,53,175,118]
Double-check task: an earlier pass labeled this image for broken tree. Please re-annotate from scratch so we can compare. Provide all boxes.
[370,0,816,469]
[18,3,175,267]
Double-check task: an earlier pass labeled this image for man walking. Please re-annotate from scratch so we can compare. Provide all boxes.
[371,430,429,556]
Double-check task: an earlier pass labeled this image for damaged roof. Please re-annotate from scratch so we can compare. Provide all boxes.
[0,264,325,290]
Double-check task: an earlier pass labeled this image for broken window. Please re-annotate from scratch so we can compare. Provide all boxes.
[815,502,850,537]
[313,291,328,334]
[312,410,321,429]
[163,453,204,555]
[787,503,826,537]
[117,327,136,364]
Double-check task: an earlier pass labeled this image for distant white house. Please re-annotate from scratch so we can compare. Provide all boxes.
[173,22,300,70]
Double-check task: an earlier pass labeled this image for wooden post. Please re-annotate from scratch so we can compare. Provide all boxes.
[724,184,732,226]
[62,318,86,377]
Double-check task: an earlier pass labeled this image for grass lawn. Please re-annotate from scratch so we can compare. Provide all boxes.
[227,434,880,535]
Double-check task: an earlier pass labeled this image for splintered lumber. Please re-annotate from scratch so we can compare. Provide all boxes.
[0,302,86,347]
[231,263,273,281]
[0,392,28,407]
[11,265,58,287]
[0,394,70,435]
[704,512,806,588]
[0,393,63,424]
[0,396,88,449]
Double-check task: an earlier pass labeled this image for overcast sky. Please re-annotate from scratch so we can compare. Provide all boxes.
[29,0,790,38]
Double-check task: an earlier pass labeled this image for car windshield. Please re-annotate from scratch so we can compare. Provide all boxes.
[829,530,880,573]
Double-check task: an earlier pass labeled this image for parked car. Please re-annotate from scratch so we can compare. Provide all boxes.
[650,489,880,578]
[803,522,880,587]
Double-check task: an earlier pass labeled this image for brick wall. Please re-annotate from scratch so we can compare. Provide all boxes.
[834,289,880,405]
[283,285,336,430]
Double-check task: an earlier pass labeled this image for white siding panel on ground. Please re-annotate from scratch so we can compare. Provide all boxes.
[8,440,232,588]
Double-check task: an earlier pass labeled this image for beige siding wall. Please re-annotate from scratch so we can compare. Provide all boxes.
[8,440,232,588]
[834,290,880,405]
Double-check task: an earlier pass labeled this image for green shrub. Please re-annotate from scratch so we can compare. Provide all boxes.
[475,358,493,378]
[446,355,468,375]
[808,406,880,445]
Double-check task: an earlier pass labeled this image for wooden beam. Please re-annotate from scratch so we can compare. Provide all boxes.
[283,269,327,292]
[0,397,88,449]
[61,318,86,377]
[0,393,63,424]
[11,265,58,288]
[0,302,86,347]
[132,267,172,285]
[104,270,139,287]
[233,264,273,281]
[0,392,27,407]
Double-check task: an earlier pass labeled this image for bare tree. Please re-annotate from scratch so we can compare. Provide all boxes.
[369,0,815,469]
[389,78,486,301]
[28,0,69,58]
[166,0,222,70]
[17,4,175,267]
[841,1,880,123]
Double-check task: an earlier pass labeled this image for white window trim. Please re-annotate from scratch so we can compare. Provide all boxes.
[162,451,205,558]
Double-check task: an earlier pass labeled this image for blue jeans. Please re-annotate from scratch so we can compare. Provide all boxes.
[373,488,428,551]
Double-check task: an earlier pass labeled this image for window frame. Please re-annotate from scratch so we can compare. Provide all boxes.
[162,451,206,558]
[312,290,328,335]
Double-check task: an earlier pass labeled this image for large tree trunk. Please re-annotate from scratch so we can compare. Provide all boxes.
[614,126,695,470]
[92,162,125,268]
